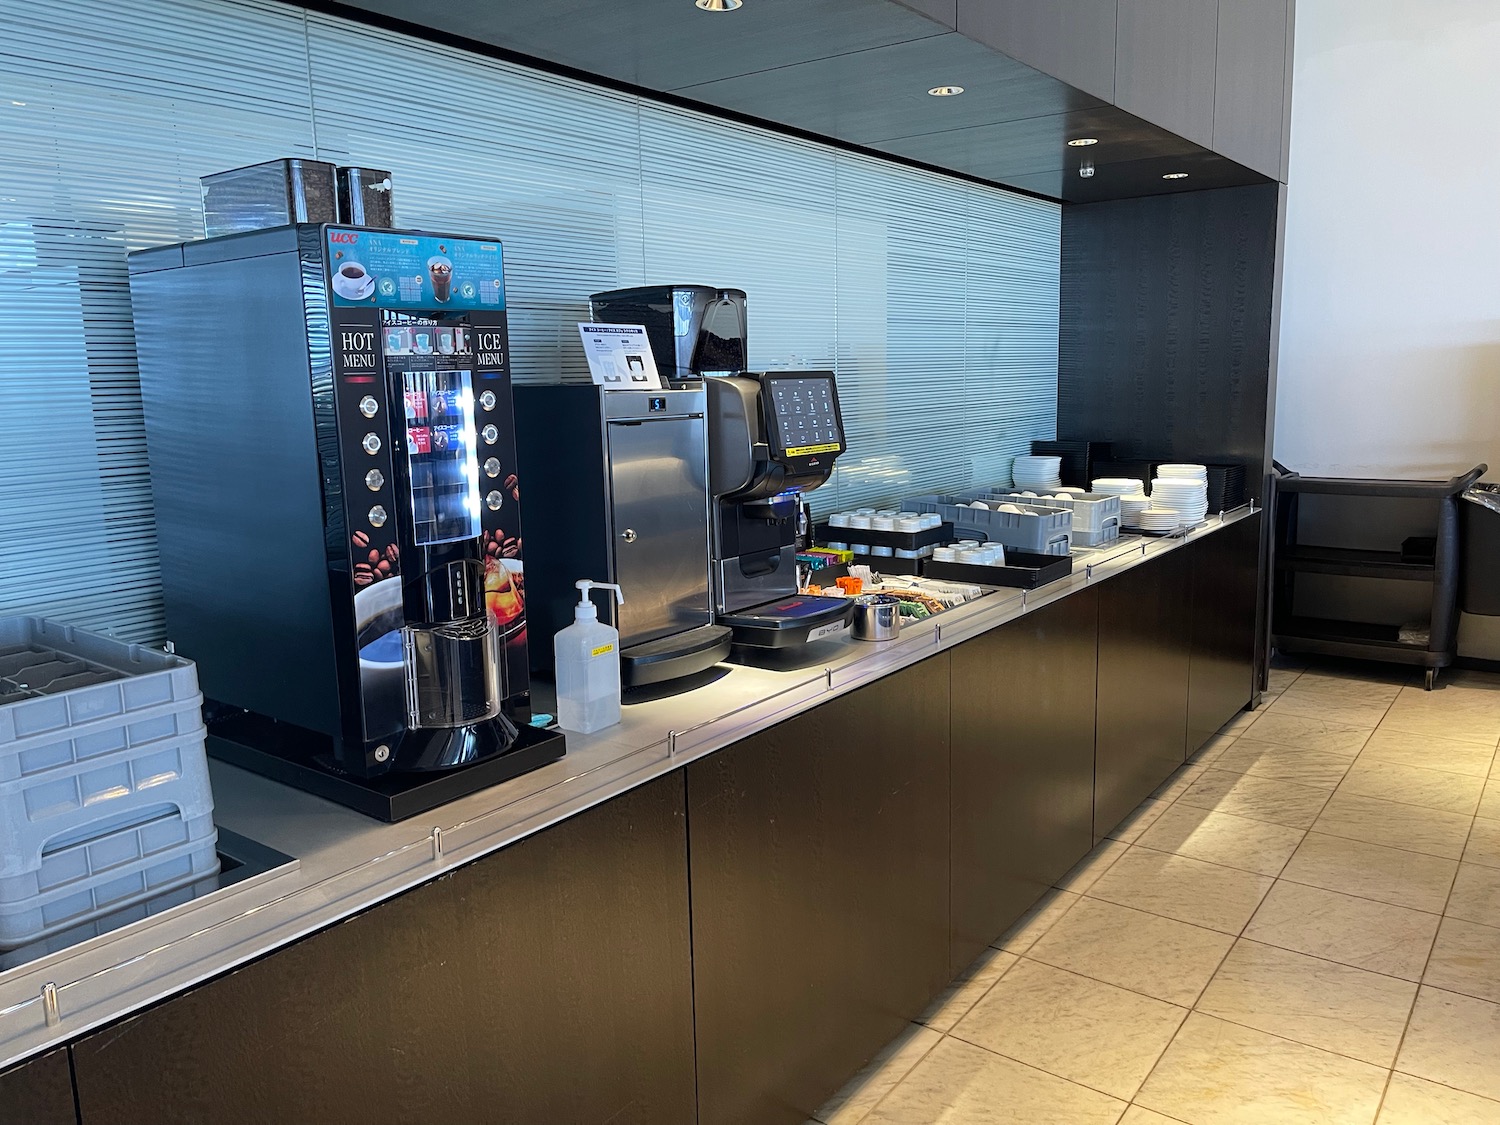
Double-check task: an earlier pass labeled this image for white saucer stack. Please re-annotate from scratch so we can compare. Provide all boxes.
[1013,455,1064,492]
[1091,477,1145,497]
[1134,508,1187,533]
[1118,495,1153,526]
[1149,464,1209,525]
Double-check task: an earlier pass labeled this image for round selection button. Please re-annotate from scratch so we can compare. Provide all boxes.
[358,395,380,418]
[479,390,497,411]
[481,424,499,445]
[485,491,504,512]
[368,505,388,528]
[361,432,382,455]
[365,469,385,491]
[484,458,502,478]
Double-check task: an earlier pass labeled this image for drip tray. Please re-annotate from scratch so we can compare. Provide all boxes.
[0,827,298,972]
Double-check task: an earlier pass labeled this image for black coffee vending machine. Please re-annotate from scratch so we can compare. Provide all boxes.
[129,224,564,820]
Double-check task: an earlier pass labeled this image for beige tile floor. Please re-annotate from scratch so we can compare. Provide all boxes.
[811,660,1500,1125]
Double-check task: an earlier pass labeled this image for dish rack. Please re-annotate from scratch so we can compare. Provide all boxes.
[907,495,1074,556]
[0,617,218,949]
[984,491,1122,547]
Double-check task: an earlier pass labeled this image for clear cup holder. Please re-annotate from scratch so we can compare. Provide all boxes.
[402,617,502,729]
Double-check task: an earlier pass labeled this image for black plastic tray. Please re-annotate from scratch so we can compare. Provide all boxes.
[815,521,953,551]
[923,550,1073,589]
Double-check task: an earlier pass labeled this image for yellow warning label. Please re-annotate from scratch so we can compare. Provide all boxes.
[784,442,840,457]
[591,643,615,657]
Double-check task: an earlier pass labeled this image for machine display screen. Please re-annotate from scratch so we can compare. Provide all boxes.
[763,374,844,459]
[394,367,482,546]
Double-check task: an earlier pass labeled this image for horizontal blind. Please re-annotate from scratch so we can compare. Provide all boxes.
[0,0,1059,641]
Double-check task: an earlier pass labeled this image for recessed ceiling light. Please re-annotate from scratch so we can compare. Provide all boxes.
[1067,138,1098,147]
[694,0,741,10]
[927,86,965,97]
[1162,172,1189,180]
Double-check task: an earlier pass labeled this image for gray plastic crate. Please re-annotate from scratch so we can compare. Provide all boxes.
[0,804,218,948]
[984,491,1122,535]
[907,495,1073,556]
[0,618,200,746]
[0,617,218,946]
[1071,523,1122,548]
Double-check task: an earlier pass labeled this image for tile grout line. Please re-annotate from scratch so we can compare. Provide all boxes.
[1366,696,1486,1122]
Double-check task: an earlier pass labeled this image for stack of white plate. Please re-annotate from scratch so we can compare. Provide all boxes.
[1118,494,1153,526]
[1149,465,1209,524]
[1092,477,1145,497]
[1135,508,1187,533]
[1013,455,1064,492]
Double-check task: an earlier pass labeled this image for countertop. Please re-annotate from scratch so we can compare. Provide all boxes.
[0,509,1257,1068]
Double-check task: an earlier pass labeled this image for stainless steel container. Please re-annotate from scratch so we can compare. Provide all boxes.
[337,166,394,227]
[200,159,338,237]
[851,594,901,641]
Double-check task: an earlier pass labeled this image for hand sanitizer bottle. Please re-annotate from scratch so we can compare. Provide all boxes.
[554,580,625,734]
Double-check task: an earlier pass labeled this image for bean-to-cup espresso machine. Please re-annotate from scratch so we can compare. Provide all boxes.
[128,224,565,821]
[513,285,747,687]
[706,371,855,647]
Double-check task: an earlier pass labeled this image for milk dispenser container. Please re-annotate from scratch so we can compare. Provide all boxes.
[128,225,565,820]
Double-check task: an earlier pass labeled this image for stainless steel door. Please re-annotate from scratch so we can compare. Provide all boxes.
[607,417,712,647]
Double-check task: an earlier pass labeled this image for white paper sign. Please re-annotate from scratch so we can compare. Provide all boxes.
[577,323,663,390]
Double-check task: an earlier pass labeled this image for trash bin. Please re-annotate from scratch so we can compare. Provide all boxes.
[1461,484,1500,615]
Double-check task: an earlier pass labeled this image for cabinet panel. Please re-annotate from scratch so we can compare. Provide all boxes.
[1213,0,1289,178]
[1115,0,1217,147]
[72,773,695,1125]
[0,1049,76,1125]
[1096,549,1194,837]
[958,0,1117,102]
[688,655,951,1125]
[1189,515,1261,752]
[951,589,1099,973]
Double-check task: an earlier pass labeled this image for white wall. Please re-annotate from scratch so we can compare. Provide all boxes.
[1278,1,1500,654]
[1278,0,1500,480]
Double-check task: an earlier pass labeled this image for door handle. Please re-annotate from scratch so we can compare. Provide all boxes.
[620,528,638,543]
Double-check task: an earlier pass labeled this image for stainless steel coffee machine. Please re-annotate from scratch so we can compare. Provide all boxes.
[514,284,749,687]
[514,384,733,687]
[707,371,854,647]
[128,224,564,820]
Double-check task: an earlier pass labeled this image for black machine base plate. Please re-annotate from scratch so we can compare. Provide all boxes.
[719,594,854,649]
[621,624,733,687]
[207,712,567,822]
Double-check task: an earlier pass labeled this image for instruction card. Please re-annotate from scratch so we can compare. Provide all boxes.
[577,323,663,390]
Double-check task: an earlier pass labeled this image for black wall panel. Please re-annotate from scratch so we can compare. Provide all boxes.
[1058,182,1280,500]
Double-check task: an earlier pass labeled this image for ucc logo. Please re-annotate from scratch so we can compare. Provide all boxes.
[330,232,359,244]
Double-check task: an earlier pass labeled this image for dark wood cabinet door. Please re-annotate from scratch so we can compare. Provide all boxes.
[1188,515,1261,753]
[687,655,951,1125]
[1095,549,1194,838]
[950,589,1099,972]
[72,773,695,1125]
[0,1049,76,1125]
[1212,0,1291,179]
[1115,0,1218,147]
[957,0,1118,102]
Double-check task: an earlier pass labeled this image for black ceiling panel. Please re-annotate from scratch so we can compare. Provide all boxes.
[672,32,1103,144]
[870,104,1196,181]
[330,0,949,90]
[313,0,1271,202]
